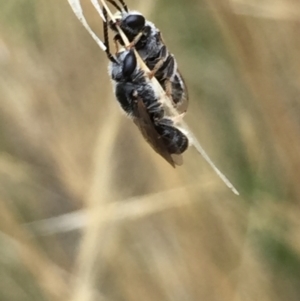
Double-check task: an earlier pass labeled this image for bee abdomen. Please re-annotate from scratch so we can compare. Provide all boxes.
[156,122,189,154]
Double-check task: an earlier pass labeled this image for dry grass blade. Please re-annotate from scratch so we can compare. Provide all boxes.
[0,201,70,301]
[71,105,121,301]
[68,0,107,51]
[25,176,226,236]
[3,0,300,300]
[230,0,300,20]
[205,0,300,200]
[70,0,239,194]
[23,188,190,236]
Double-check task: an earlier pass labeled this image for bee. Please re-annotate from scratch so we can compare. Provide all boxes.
[106,0,189,114]
[67,0,239,194]
[102,6,188,166]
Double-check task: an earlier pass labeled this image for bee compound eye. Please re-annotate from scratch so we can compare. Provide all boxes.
[124,14,145,31]
[122,50,137,78]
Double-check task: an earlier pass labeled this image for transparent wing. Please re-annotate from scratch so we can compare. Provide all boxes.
[174,70,189,114]
[133,98,184,167]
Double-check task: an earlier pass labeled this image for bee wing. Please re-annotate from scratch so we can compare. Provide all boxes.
[133,98,183,167]
[174,70,189,114]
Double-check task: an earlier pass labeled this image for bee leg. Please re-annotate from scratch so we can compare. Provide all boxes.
[170,113,186,124]
[113,33,124,49]
[113,38,119,53]
[165,79,172,97]
[147,45,168,79]
[132,90,138,99]
[163,54,178,104]
[147,59,165,79]
[126,26,151,50]
[125,31,144,50]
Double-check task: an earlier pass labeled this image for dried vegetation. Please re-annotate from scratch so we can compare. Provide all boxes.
[0,0,300,300]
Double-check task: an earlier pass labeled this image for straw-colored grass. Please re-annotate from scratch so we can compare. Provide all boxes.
[0,0,300,300]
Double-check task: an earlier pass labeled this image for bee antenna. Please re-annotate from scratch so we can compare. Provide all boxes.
[102,6,119,64]
[117,0,128,12]
[106,0,123,12]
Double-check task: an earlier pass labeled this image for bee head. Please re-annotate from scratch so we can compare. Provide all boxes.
[110,49,137,81]
[122,49,137,78]
[110,11,145,37]
[123,13,145,33]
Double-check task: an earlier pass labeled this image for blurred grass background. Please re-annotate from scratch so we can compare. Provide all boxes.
[0,0,300,300]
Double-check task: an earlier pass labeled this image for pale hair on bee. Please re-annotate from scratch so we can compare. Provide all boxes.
[102,5,189,166]
[106,0,188,114]
[67,0,239,195]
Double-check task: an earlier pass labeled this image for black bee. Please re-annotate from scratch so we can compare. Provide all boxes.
[68,0,239,193]
[106,0,189,114]
[102,6,188,166]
